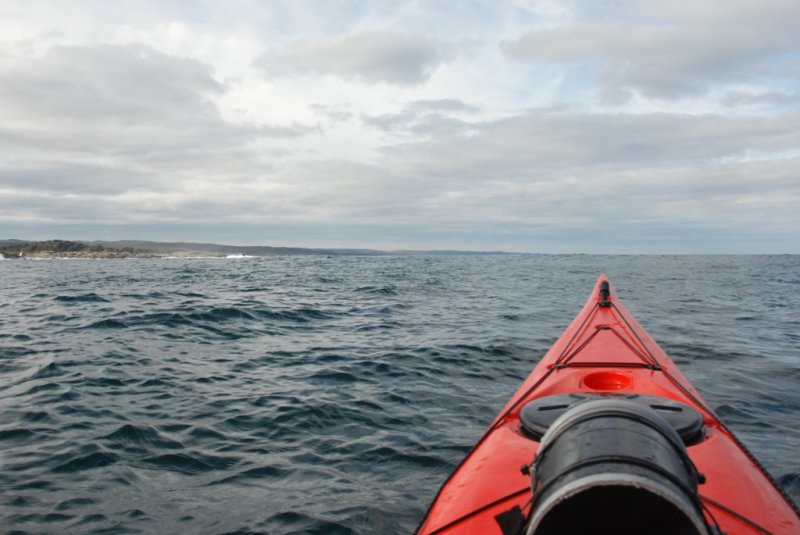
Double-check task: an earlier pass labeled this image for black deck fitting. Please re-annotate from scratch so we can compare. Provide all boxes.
[599,280,611,307]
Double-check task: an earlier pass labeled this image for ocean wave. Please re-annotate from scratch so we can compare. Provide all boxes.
[84,319,127,329]
[354,285,399,296]
[140,452,239,475]
[101,424,183,450]
[52,449,119,473]
[54,293,110,303]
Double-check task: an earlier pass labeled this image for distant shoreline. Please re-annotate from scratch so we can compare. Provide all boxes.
[2,250,220,260]
[0,239,515,259]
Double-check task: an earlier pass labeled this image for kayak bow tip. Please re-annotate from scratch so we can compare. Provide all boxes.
[598,276,612,307]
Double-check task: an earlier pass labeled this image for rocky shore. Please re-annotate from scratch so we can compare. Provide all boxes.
[0,240,220,259]
[12,250,166,259]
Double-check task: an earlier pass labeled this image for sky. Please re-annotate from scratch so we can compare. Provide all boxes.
[1,1,799,253]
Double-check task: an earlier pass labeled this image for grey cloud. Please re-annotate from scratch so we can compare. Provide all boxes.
[0,44,315,149]
[364,111,469,138]
[10,107,796,235]
[406,99,480,114]
[384,110,800,179]
[257,31,451,85]
[363,99,478,137]
[0,163,152,195]
[192,110,798,238]
[0,44,254,166]
[502,1,800,101]
[310,104,355,122]
[0,44,319,201]
[722,91,800,108]
[368,110,800,232]
[0,44,222,123]
[257,123,321,137]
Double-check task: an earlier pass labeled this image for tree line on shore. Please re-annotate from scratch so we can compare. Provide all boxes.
[0,240,138,256]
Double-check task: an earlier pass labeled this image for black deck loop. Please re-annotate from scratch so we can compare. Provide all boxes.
[599,280,611,307]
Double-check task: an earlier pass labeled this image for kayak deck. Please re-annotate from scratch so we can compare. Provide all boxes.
[416,276,800,535]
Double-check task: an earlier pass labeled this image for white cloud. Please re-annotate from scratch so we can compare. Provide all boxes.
[503,0,800,103]
[257,31,453,85]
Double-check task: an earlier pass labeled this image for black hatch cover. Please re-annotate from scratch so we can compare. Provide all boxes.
[519,393,705,445]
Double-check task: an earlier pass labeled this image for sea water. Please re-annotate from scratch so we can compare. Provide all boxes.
[1,254,798,534]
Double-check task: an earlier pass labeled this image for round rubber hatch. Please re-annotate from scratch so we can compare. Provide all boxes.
[519,393,705,445]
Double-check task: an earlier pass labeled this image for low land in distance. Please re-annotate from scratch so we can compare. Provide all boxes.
[0,239,511,259]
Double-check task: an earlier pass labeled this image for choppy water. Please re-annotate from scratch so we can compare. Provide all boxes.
[1,254,798,534]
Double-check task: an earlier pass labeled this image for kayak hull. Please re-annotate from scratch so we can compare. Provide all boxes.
[416,276,800,535]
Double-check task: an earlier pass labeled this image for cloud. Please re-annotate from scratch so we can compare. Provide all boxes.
[382,110,800,177]
[0,44,222,123]
[0,41,329,233]
[362,98,479,138]
[367,110,800,238]
[310,103,355,123]
[721,90,800,109]
[0,163,151,196]
[0,44,260,169]
[257,31,452,85]
[0,43,318,191]
[502,0,800,101]
[405,99,481,114]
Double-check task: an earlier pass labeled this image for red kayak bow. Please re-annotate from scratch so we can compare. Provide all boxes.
[417,276,800,535]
